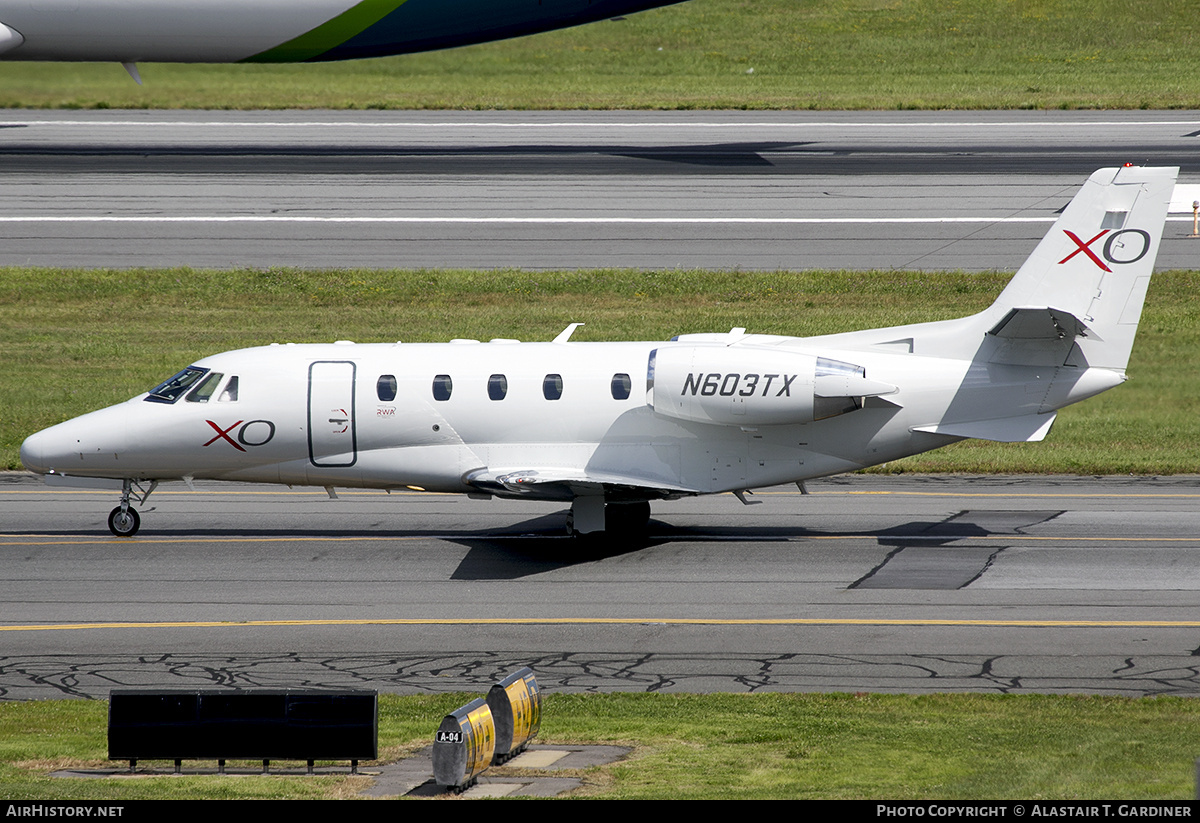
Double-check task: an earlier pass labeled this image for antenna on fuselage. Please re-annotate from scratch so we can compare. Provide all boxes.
[553,323,585,343]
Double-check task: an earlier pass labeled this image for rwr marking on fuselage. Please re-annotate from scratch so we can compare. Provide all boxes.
[682,373,796,398]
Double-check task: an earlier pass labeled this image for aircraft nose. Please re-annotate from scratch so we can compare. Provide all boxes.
[20,429,50,474]
[20,406,132,476]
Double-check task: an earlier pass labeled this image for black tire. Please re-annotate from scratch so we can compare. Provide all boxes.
[108,506,140,537]
[604,501,651,535]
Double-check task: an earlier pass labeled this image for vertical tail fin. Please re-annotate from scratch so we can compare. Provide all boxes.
[806,167,1176,445]
[987,165,1178,371]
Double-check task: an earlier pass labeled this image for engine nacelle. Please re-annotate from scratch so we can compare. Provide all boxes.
[648,345,895,427]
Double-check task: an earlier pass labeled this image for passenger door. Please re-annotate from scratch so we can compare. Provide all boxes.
[307,361,357,467]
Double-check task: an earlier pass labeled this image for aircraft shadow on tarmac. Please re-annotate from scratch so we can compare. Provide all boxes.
[852,509,1064,591]
[445,507,1065,583]
[0,140,811,174]
[427,508,1057,581]
[12,507,1064,587]
[3,140,1187,176]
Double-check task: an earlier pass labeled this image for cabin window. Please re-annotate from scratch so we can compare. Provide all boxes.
[185,372,224,403]
[145,366,208,404]
[218,376,239,402]
[543,374,563,400]
[432,374,452,401]
[488,374,508,401]
[377,374,397,402]
[611,373,632,400]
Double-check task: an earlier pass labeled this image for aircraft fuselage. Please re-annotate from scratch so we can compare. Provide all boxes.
[20,336,990,500]
[0,0,690,63]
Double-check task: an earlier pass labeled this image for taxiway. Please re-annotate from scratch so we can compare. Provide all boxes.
[2,473,1198,699]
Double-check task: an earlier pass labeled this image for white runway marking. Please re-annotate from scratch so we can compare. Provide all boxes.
[0,215,1062,224]
[2,215,1196,224]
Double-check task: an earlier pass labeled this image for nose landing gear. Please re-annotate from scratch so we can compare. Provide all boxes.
[107,478,157,537]
[108,505,140,536]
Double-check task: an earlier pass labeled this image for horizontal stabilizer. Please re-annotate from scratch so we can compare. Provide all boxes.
[913,412,1057,443]
[988,307,1096,341]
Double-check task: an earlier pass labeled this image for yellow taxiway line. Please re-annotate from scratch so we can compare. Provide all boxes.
[3,617,1200,633]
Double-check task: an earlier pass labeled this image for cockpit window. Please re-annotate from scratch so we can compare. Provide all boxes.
[218,376,239,402]
[186,372,225,403]
[145,367,208,404]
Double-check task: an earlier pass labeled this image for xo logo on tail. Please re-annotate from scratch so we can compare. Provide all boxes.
[1058,228,1150,272]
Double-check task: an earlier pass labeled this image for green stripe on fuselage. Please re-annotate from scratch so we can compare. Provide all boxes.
[243,0,411,63]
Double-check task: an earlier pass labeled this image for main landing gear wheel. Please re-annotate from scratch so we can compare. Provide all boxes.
[605,501,651,536]
[567,498,651,538]
[108,506,140,537]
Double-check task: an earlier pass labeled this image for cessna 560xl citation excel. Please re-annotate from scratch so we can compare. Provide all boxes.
[21,166,1177,537]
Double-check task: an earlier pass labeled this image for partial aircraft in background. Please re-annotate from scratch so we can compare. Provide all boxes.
[20,166,1177,537]
[0,0,689,65]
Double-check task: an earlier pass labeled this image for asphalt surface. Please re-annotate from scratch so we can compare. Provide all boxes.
[1,109,1198,270]
[3,472,1199,699]
[4,110,1199,701]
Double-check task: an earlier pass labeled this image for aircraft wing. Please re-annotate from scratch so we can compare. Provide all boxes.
[463,467,695,501]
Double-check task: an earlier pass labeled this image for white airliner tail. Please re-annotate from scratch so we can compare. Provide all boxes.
[794,165,1177,446]
[808,165,1177,374]
[984,164,1177,372]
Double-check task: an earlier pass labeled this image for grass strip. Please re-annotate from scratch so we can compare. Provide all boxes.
[0,693,1196,799]
[0,0,1198,110]
[3,266,1199,475]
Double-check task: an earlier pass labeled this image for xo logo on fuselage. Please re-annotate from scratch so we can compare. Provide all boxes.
[203,419,276,452]
[1058,228,1150,273]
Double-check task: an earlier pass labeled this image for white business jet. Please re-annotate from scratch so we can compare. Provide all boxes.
[21,166,1177,537]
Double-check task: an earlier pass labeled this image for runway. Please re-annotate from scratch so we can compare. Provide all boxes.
[3,472,1199,699]
[1,109,1198,270]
